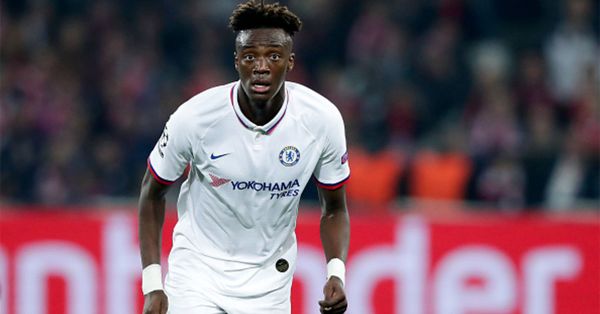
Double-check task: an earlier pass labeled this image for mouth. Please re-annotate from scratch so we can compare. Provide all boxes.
[250,81,271,94]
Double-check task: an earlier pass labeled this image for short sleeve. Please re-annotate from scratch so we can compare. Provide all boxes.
[147,111,192,185]
[313,110,350,190]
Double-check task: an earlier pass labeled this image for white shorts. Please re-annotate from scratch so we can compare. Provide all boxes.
[165,239,297,314]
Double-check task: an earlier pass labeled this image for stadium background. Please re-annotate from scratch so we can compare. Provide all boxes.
[1,0,599,313]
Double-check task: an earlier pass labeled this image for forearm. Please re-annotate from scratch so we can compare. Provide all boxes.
[138,172,167,267]
[320,207,350,262]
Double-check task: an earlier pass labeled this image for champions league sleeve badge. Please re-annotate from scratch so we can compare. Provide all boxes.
[279,146,300,167]
[158,126,169,158]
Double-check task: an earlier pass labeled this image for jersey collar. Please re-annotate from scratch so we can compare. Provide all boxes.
[230,81,289,134]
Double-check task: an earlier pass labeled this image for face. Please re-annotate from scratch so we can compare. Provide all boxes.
[234,28,295,103]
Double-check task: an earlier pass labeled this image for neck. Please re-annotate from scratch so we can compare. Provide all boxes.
[237,86,285,126]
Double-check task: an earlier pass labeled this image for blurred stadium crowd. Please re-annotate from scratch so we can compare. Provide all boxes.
[1,0,598,211]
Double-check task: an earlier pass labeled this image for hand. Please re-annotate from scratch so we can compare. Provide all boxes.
[142,290,168,314]
[318,276,347,313]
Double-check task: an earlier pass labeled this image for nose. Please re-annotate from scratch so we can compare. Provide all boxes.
[253,57,269,74]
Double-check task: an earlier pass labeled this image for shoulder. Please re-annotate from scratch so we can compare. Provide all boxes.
[286,81,344,124]
[169,82,236,129]
[176,82,235,115]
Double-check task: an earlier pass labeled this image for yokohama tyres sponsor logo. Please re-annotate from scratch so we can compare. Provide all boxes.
[230,179,301,199]
[230,179,300,192]
[210,176,302,199]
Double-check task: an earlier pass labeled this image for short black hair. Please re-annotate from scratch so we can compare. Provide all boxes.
[229,1,302,36]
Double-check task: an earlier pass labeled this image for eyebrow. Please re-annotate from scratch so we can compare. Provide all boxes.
[240,43,285,49]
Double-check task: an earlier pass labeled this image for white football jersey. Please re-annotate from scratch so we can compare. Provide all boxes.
[148,81,349,294]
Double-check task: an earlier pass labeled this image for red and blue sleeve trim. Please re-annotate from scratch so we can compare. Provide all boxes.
[147,159,175,185]
[314,174,350,190]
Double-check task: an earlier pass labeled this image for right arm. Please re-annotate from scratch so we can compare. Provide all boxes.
[140,105,193,313]
[138,169,171,314]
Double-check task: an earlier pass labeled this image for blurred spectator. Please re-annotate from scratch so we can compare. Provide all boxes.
[413,18,468,137]
[515,50,554,113]
[464,42,523,161]
[545,129,599,210]
[347,2,410,85]
[476,153,525,210]
[545,67,600,210]
[386,84,421,148]
[545,0,598,104]
[467,86,522,159]
[409,125,472,202]
[568,68,600,154]
[409,150,472,202]
[522,105,560,207]
[345,144,404,210]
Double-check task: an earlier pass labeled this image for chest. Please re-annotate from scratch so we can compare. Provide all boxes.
[194,116,320,184]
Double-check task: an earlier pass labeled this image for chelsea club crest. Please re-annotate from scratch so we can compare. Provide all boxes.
[279,146,300,167]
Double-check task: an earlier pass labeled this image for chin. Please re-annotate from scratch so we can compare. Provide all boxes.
[250,87,280,101]
[249,93,272,103]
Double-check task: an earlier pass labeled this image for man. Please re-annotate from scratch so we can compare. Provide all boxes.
[138,1,350,313]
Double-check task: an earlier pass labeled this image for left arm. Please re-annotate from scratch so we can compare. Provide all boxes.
[319,186,350,263]
[318,185,350,314]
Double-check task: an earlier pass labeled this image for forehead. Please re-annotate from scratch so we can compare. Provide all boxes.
[236,28,291,50]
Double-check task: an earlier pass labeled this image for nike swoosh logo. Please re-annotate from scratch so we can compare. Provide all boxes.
[210,153,230,160]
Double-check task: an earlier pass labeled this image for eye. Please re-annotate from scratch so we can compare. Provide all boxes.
[242,54,255,61]
[269,54,281,61]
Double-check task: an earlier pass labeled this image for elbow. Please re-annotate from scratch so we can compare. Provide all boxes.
[139,171,169,203]
[321,206,349,220]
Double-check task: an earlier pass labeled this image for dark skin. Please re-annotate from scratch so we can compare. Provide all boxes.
[234,28,294,125]
[138,171,169,314]
[317,186,350,314]
[139,27,349,314]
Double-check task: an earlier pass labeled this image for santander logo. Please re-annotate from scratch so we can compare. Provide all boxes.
[209,173,231,187]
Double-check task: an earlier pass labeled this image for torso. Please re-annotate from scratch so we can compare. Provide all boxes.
[148,81,349,292]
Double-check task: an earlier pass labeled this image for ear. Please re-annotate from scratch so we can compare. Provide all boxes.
[234,51,239,70]
[287,53,295,71]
